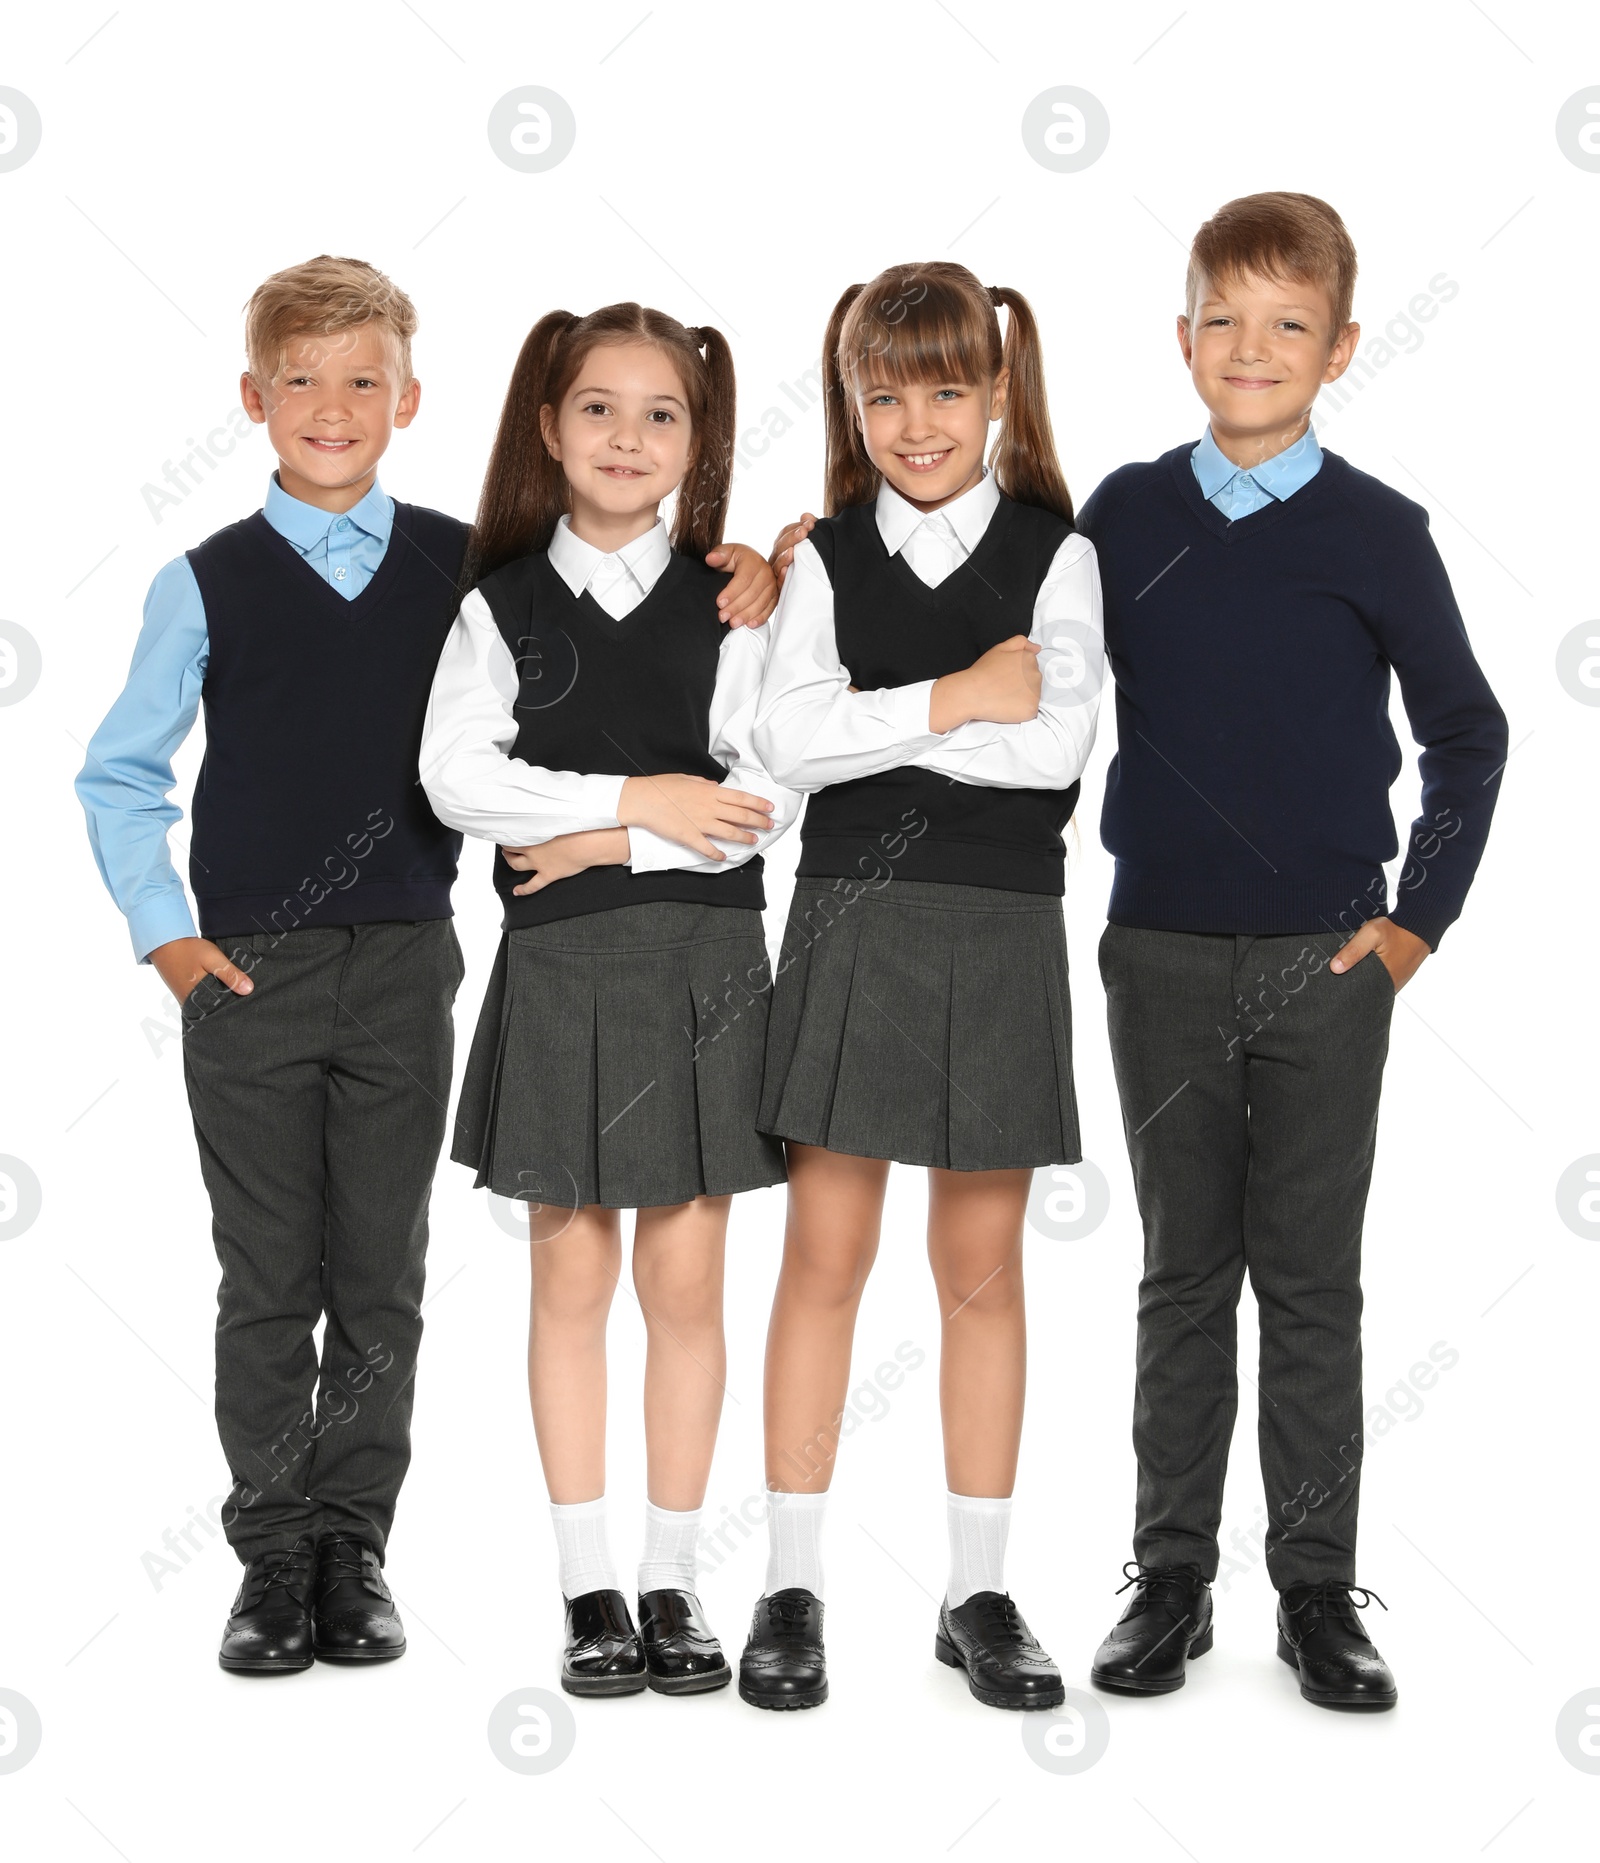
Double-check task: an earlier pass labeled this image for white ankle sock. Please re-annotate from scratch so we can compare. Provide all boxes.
[637,1501,703,1594]
[764,1488,827,1598]
[946,1491,1012,1607]
[549,1496,617,1599]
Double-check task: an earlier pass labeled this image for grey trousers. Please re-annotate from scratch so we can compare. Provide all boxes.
[181,921,464,1563]
[1099,924,1394,1588]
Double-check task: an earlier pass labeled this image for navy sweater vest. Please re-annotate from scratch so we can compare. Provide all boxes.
[186,501,467,939]
[1077,446,1508,948]
[798,496,1078,895]
[473,548,764,929]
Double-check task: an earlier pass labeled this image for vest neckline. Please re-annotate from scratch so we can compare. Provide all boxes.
[247,504,413,615]
[861,495,1019,607]
[541,547,693,641]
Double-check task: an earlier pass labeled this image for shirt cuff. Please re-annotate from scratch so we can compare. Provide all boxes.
[626,824,734,873]
[584,771,629,824]
[625,824,679,873]
[494,772,629,847]
[129,892,198,964]
[888,679,941,744]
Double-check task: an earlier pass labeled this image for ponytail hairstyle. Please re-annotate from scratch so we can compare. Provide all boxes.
[463,302,736,589]
[820,261,1073,525]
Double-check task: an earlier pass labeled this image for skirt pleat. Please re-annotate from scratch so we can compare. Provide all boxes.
[453,932,511,1186]
[758,880,868,1145]
[758,875,1081,1172]
[452,903,785,1210]
[1034,908,1082,1164]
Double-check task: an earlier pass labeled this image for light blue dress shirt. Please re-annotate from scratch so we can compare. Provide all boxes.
[1190,425,1323,519]
[76,476,395,961]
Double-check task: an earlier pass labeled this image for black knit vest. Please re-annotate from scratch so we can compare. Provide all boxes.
[798,496,1078,895]
[185,501,468,939]
[473,548,765,928]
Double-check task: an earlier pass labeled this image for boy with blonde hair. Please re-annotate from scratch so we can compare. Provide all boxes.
[78,256,775,1672]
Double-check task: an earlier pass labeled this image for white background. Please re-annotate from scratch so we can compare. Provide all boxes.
[1,2,1595,1857]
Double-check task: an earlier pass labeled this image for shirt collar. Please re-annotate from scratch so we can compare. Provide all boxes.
[263,473,394,551]
[874,468,1001,559]
[1191,426,1323,502]
[546,513,672,600]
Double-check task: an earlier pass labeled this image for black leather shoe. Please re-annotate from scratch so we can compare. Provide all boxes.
[562,1589,647,1696]
[637,1589,730,1694]
[936,1591,1065,1711]
[738,1588,827,1710]
[1090,1562,1214,1695]
[313,1534,406,1663]
[1277,1580,1397,1710]
[218,1536,318,1674]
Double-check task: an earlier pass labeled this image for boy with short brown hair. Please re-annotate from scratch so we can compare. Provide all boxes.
[1077,193,1506,1711]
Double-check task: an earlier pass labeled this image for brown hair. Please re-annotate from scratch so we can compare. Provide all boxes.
[1186,192,1358,334]
[243,254,418,385]
[466,303,735,587]
[820,261,1072,523]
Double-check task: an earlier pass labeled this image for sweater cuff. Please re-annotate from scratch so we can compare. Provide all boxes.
[1387,899,1449,952]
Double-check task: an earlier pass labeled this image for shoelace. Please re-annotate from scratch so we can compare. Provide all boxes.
[973,1593,1030,1648]
[242,1542,316,1608]
[1114,1560,1210,1617]
[318,1536,377,1588]
[764,1594,817,1640]
[1283,1580,1386,1634]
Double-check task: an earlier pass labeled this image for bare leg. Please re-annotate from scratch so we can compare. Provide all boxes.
[925,1167,1032,1497]
[633,1195,732,1511]
[527,1203,622,1503]
[762,1144,891,1494]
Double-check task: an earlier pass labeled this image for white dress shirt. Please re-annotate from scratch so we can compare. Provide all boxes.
[420,514,800,872]
[752,472,1104,793]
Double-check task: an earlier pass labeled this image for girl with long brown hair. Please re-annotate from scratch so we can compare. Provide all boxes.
[739,262,1105,1712]
[420,303,800,1699]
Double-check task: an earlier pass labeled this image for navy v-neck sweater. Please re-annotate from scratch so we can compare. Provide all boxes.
[1076,445,1507,949]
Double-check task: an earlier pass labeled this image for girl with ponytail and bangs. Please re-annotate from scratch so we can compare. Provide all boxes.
[421,303,802,1700]
[738,262,1105,1714]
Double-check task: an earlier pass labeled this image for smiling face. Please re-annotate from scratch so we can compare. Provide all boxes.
[853,369,1008,512]
[241,323,419,511]
[540,341,694,551]
[1179,269,1359,466]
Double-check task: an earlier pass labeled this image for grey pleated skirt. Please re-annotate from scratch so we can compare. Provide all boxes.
[453,902,786,1210]
[758,875,1081,1171]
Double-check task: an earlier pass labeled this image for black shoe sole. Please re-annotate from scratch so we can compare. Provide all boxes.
[1089,1621,1214,1695]
[934,1634,1067,1711]
[737,1679,828,1710]
[1276,1636,1397,1710]
[561,1670,649,1697]
[314,1643,407,1664]
[218,1654,315,1674]
[646,1665,731,1695]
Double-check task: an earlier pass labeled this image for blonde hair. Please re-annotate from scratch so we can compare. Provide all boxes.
[243,254,418,385]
